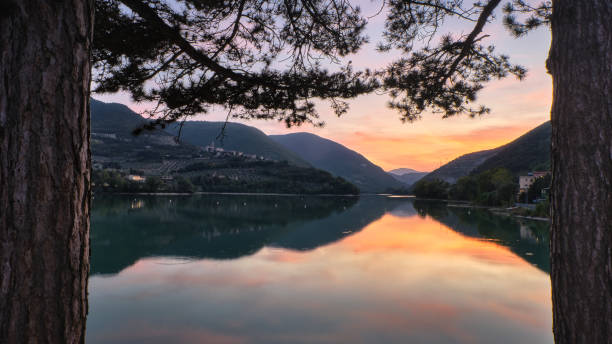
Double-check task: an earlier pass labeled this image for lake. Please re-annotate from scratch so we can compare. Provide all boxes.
[87,194,552,344]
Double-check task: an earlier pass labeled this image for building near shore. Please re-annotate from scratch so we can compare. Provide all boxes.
[126,175,145,183]
[519,171,550,193]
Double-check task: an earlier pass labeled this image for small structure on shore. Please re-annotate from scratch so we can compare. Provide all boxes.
[519,171,549,194]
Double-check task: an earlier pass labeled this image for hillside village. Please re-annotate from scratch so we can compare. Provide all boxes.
[92,135,269,182]
[91,98,553,204]
[90,104,359,195]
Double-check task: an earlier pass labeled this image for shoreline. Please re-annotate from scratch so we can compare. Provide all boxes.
[94,191,364,197]
[418,198,550,222]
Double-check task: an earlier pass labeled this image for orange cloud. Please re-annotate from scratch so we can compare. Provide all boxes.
[332,122,545,171]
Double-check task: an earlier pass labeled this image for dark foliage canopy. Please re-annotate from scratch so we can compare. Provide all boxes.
[93,0,551,127]
[93,0,377,130]
[380,0,550,121]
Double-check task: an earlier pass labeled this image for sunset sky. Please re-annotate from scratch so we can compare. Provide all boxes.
[95,2,552,172]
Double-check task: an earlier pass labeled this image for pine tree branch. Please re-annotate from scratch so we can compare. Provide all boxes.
[120,0,254,84]
[441,0,502,83]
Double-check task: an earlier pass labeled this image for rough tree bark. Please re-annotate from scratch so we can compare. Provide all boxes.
[0,1,93,343]
[548,1,612,343]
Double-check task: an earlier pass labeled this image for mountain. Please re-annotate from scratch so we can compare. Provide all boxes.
[472,121,551,175]
[91,98,148,135]
[91,98,200,163]
[164,121,309,167]
[91,98,309,167]
[421,148,501,184]
[390,171,429,186]
[388,168,420,175]
[387,168,428,186]
[270,132,407,193]
[420,121,551,184]
[90,99,358,194]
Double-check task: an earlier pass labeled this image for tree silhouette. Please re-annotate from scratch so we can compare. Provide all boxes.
[93,0,377,128]
[1,1,375,342]
[1,1,610,343]
[380,0,533,120]
[378,1,611,342]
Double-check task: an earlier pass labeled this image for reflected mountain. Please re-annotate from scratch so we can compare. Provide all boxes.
[413,200,550,273]
[270,196,403,250]
[387,199,418,218]
[92,195,550,277]
[91,195,402,275]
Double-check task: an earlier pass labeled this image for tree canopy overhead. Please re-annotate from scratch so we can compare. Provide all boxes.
[94,0,555,128]
[93,0,377,129]
[380,0,550,121]
[2,0,610,343]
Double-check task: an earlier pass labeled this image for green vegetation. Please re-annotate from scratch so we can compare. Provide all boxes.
[184,160,359,195]
[92,157,359,195]
[508,200,550,218]
[92,170,195,193]
[164,121,309,167]
[533,199,550,218]
[412,179,450,199]
[414,168,518,207]
[451,168,518,207]
[90,99,359,195]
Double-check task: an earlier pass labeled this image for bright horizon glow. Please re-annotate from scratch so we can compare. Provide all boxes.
[94,2,552,172]
[87,208,552,343]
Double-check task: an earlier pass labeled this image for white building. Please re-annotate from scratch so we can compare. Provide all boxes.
[519,171,550,192]
[126,175,145,183]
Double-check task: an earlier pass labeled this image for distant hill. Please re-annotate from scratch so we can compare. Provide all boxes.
[91,99,309,167]
[91,98,198,165]
[164,121,309,167]
[387,168,428,186]
[472,121,551,175]
[91,98,148,135]
[388,168,420,175]
[420,121,551,184]
[90,99,358,194]
[390,171,429,186]
[270,132,407,192]
[421,148,501,184]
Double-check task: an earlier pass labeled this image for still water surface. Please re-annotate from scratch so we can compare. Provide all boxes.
[88,195,552,343]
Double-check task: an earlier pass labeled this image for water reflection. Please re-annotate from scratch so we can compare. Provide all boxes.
[88,195,552,344]
[91,195,404,275]
[412,200,550,273]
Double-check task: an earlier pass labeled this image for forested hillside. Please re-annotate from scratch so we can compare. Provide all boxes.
[164,121,309,167]
[472,122,551,175]
[420,121,551,184]
[271,132,407,192]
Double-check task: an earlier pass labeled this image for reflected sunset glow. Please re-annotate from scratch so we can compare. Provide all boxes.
[88,197,552,344]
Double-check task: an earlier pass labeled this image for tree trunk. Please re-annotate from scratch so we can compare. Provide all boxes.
[0,1,93,343]
[548,1,612,343]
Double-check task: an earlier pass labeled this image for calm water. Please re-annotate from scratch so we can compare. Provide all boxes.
[88,195,552,344]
